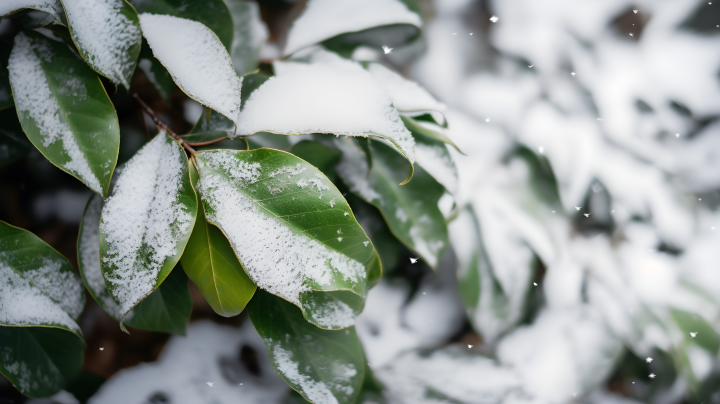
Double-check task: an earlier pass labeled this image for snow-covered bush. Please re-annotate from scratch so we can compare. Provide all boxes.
[2,0,719,403]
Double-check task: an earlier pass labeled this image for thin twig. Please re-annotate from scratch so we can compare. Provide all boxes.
[133,94,198,157]
[186,136,229,147]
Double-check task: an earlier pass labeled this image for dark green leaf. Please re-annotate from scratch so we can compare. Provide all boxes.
[401,116,460,153]
[335,138,448,269]
[246,132,294,151]
[8,31,120,197]
[0,45,11,111]
[186,105,235,139]
[248,290,366,404]
[99,132,197,323]
[240,70,272,108]
[0,221,85,397]
[194,148,380,329]
[226,0,267,75]
[289,140,342,182]
[323,24,421,58]
[129,0,234,51]
[0,108,32,167]
[136,38,176,102]
[62,0,142,89]
[0,1,65,25]
[180,163,256,317]
[124,264,192,335]
[671,308,720,354]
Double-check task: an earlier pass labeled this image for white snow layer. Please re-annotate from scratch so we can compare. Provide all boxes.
[79,195,123,320]
[414,142,458,195]
[0,0,64,24]
[8,32,102,194]
[195,152,365,320]
[0,261,82,334]
[62,0,141,88]
[366,63,445,113]
[139,14,242,126]
[89,321,288,404]
[100,132,194,315]
[272,345,339,404]
[284,0,421,56]
[237,52,415,163]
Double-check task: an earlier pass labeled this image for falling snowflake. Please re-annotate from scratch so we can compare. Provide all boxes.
[649,373,656,379]
[489,15,499,23]
[584,213,590,218]
[646,357,653,363]
[676,133,680,137]
[470,33,474,35]
[690,332,698,338]
[99,347,104,351]
[571,72,576,76]
[528,64,534,68]
[207,381,215,387]
[597,118,603,121]
[633,9,638,14]
[382,45,393,54]
[410,258,419,264]
[468,344,473,348]
[239,383,244,386]
[485,118,490,122]
[533,282,538,286]
[575,206,581,211]
[629,33,634,37]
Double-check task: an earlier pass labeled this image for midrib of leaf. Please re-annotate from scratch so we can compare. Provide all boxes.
[203,217,228,314]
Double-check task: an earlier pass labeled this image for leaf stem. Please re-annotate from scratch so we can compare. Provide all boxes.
[133,94,198,157]
[185,137,229,147]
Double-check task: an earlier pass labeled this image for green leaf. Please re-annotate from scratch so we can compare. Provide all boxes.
[0,0,65,26]
[180,163,256,317]
[129,0,234,51]
[334,138,448,269]
[8,31,120,197]
[0,221,85,397]
[289,140,342,182]
[194,148,380,329]
[62,0,142,89]
[226,0,268,76]
[138,13,242,127]
[284,0,422,56]
[0,326,84,398]
[0,108,32,168]
[185,105,235,140]
[671,308,720,354]
[124,264,192,335]
[248,290,366,404]
[401,116,460,153]
[136,38,176,102]
[240,70,272,108]
[99,132,197,323]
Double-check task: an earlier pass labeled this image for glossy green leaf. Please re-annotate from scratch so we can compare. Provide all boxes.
[80,194,193,334]
[671,308,720,354]
[180,163,256,317]
[0,108,32,167]
[226,0,268,76]
[8,31,120,197]
[0,221,85,397]
[334,138,448,269]
[62,0,142,89]
[129,0,233,51]
[99,132,197,323]
[289,140,342,182]
[124,264,192,335]
[0,0,65,25]
[248,290,366,404]
[136,38,176,102]
[194,148,380,329]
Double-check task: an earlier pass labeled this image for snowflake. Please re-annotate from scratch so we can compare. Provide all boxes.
[489,15,499,23]
[382,45,393,54]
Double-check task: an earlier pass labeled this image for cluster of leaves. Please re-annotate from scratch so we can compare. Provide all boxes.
[0,0,459,402]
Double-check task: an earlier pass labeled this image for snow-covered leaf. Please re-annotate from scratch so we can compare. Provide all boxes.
[180,164,256,318]
[136,38,176,102]
[8,31,120,197]
[62,0,142,89]
[129,0,233,51]
[123,265,192,335]
[0,109,32,168]
[334,138,447,269]
[403,117,458,194]
[0,0,65,25]
[226,0,268,75]
[0,221,85,397]
[79,194,193,334]
[284,0,422,56]
[366,63,445,114]
[99,132,197,322]
[248,290,366,404]
[139,13,242,127]
[236,52,416,176]
[194,148,380,329]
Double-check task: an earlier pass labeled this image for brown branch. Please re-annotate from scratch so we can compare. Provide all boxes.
[186,136,229,147]
[133,94,198,157]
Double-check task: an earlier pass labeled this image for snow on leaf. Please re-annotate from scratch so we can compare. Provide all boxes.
[227,0,268,76]
[194,149,378,329]
[100,132,196,318]
[62,0,142,89]
[284,0,421,56]
[0,0,64,24]
[365,63,445,113]
[237,50,415,166]
[139,13,242,127]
